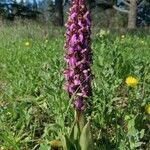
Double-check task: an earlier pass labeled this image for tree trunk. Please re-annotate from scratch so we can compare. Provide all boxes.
[128,0,137,29]
[86,0,92,11]
[55,0,64,26]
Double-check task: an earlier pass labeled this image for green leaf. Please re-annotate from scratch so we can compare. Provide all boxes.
[61,135,77,150]
[134,142,143,148]
[130,142,143,149]
[74,123,80,140]
[70,122,80,141]
[119,140,126,150]
[140,129,145,139]
[79,121,93,150]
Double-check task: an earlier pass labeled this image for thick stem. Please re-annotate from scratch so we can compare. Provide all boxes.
[75,110,85,131]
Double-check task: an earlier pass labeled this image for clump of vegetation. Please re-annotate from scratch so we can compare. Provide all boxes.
[0,22,150,149]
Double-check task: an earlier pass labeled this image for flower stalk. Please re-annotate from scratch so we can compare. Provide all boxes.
[58,1,94,149]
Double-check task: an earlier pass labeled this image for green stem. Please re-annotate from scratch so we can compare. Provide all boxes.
[75,110,85,132]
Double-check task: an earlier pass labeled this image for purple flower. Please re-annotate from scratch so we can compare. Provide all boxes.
[64,0,92,111]
[74,98,85,111]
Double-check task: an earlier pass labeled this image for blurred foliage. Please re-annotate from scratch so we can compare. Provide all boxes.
[0,0,150,27]
[0,0,40,20]
[137,0,150,27]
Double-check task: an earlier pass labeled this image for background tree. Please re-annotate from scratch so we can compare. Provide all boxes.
[55,0,64,26]
[128,0,137,28]
[114,0,137,29]
[86,0,92,10]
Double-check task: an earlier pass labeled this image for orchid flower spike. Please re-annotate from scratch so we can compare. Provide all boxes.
[64,0,92,111]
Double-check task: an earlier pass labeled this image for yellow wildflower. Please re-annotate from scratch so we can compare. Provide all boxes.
[98,29,110,37]
[125,76,138,87]
[25,42,30,47]
[141,40,144,44]
[45,39,48,43]
[145,104,150,114]
[49,140,62,148]
[121,35,125,39]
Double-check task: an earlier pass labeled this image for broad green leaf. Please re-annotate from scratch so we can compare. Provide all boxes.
[70,121,80,141]
[73,123,80,140]
[79,121,93,150]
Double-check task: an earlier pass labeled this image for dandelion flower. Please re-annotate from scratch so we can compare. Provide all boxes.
[25,42,30,47]
[121,35,125,38]
[141,40,144,44]
[145,104,150,114]
[49,140,62,148]
[125,76,138,87]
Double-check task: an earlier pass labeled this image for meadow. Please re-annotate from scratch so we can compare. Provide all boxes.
[0,23,150,150]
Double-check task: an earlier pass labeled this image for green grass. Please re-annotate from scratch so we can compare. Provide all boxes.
[0,23,150,150]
